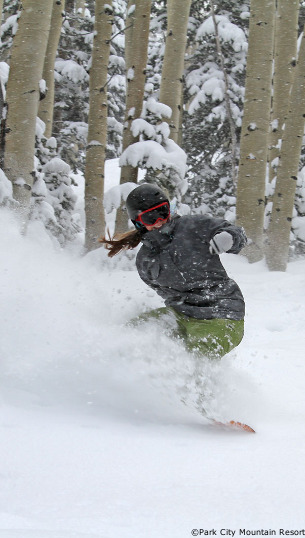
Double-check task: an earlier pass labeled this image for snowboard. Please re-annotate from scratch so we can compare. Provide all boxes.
[211,418,255,433]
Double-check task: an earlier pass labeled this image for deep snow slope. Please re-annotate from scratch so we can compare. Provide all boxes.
[1,208,305,538]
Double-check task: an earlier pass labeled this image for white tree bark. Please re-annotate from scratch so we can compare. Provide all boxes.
[0,1,4,24]
[119,0,151,185]
[268,0,299,184]
[266,31,305,271]
[235,0,275,263]
[159,0,191,143]
[38,1,65,138]
[4,0,53,221]
[75,0,86,17]
[84,0,113,250]
[115,0,151,233]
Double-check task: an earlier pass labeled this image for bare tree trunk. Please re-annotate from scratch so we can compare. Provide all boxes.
[177,78,184,148]
[115,0,151,233]
[268,0,299,185]
[120,0,151,183]
[76,0,86,17]
[75,0,86,30]
[38,0,65,138]
[4,0,53,222]
[266,31,305,271]
[0,0,6,160]
[159,0,191,143]
[84,0,113,251]
[235,0,275,263]
[0,79,5,169]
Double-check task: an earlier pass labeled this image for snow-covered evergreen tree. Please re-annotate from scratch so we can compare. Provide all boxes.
[54,0,126,171]
[183,0,249,219]
[0,167,14,207]
[145,0,166,99]
[0,0,20,61]
[53,3,92,172]
[119,97,188,199]
[31,119,82,246]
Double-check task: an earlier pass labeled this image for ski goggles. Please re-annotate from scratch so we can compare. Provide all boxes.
[135,201,170,226]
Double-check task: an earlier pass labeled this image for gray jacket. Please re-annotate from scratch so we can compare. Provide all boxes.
[136,214,247,320]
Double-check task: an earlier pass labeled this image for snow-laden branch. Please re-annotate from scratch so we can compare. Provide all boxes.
[119,140,187,181]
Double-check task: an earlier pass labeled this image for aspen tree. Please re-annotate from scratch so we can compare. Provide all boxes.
[84,0,113,250]
[266,31,305,271]
[75,0,86,31]
[38,1,65,138]
[159,0,191,143]
[235,0,275,263]
[76,0,86,17]
[4,0,53,221]
[268,0,299,186]
[115,0,151,233]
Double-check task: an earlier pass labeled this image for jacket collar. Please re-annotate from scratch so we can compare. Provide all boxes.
[141,216,179,252]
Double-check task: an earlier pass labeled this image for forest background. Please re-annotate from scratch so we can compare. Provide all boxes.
[1,0,305,272]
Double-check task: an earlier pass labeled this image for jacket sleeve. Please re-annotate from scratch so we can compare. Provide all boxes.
[206,217,247,255]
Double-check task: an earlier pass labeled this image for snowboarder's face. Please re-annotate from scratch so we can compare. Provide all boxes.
[145,218,169,231]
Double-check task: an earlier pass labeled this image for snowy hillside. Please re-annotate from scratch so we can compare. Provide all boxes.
[1,201,305,537]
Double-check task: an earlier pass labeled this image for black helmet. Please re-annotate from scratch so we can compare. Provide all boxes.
[126,184,169,222]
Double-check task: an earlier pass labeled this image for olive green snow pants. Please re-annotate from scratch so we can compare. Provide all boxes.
[130,307,244,359]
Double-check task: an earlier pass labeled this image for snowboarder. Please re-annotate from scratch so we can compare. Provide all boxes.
[101,183,247,359]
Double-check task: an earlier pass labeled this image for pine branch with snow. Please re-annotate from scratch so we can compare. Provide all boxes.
[31,157,82,247]
[119,98,188,199]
